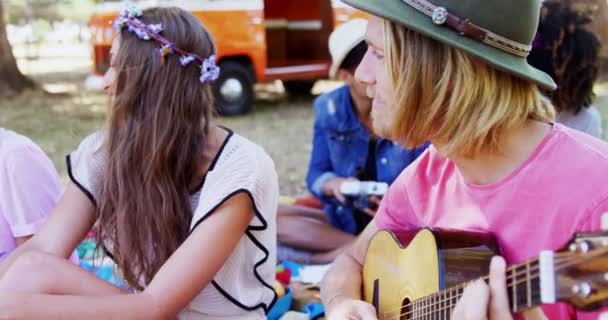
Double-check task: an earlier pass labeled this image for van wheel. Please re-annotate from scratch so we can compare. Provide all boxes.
[214,61,254,116]
[283,80,316,96]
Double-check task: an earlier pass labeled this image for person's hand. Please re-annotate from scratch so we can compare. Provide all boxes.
[363,196,381,217]
[325,296,378,320]
[323,177,356,204]
[452,256,546,320]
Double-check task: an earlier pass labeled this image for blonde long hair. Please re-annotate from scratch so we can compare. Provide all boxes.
[384,21,556,157]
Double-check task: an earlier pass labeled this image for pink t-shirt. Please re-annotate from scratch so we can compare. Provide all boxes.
[0,129,62,263]
[375,124,608,319]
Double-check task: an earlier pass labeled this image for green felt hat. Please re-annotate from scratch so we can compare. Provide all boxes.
[343,0,557,91]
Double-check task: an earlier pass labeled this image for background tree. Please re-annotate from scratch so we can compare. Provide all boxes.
[0,1,36,97]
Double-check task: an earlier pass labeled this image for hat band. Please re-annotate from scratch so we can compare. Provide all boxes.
[402,0,532,57]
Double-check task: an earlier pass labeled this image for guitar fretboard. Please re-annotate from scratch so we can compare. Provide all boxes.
[404,259,542,320]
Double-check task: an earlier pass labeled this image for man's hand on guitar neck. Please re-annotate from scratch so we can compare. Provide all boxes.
[453,256,547,320]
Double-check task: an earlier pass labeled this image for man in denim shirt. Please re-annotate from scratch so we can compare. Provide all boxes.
[277,19,428,264]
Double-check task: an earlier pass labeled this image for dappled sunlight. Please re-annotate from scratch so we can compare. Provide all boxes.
[313,80,343,95]
[595,82,608,96]
[14,43,92,76]
[18,57,91,76]
[594,82,608,140]
[42,82,79,94]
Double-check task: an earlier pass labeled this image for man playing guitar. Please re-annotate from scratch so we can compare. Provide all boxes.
[320,0,608,319]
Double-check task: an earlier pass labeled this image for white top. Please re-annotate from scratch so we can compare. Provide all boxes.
[557,106,603,139]
[67,129,278,320]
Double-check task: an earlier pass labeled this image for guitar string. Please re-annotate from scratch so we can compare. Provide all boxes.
[384,274,541,319]
[382,248,608,319]
[388,287,542,320]
[383,248,585,315]
[381,250,600,318]
[380,255,571,318]
[384,253,594,319]
[385,249,607,320]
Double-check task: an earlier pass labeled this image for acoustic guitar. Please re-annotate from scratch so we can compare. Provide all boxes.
[362,228,608,319]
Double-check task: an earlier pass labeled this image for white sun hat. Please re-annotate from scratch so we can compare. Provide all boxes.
[329,18,368,79]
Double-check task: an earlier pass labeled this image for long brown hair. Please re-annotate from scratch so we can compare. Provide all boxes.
[97,7,216,290]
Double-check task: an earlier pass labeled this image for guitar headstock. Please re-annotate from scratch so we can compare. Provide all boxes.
[554,232,608,311]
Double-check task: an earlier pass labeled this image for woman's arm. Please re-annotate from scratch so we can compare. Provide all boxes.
[0,192,255,320]
[0,292,160,320]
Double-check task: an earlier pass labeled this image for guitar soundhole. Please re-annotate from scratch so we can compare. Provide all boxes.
[399,298,411,320]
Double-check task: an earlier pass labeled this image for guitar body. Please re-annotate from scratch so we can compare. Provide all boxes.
[363,229,499,319]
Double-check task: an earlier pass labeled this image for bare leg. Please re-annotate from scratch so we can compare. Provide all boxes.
[0,250,124,295]
[277,204,355,252]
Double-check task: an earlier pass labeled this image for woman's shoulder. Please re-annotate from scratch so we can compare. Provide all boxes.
[202,131,278,201]
[74,130,105,154]
[68,130,106,171]
[66,130,107,205]
[0,129,41,155]
[215,132,276,175]
[0,129,54,170]
[190,132,278,230]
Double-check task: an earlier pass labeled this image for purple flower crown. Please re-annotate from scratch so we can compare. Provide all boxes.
[112,3,220,84]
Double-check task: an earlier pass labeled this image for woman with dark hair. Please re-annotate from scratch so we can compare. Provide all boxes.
[528,0,603,138]
[0,6,278,320]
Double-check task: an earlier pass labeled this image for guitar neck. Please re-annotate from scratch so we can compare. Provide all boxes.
[410,257,548,319]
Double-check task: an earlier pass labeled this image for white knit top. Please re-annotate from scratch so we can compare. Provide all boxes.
[67,129,278,320]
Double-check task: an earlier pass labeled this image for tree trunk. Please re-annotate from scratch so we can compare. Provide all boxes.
[0,1,36,97]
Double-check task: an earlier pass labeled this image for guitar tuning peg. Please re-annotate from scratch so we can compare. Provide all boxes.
[571,282,593,297]
[569,240,593,253]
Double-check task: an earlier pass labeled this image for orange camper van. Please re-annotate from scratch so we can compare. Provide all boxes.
[88,0,367,115]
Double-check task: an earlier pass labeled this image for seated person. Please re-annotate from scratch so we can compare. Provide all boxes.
[321,2,607,319]
[528,0,603,138]
[0,128,62,263]
[0,7,277,319]
[277,19,428,265]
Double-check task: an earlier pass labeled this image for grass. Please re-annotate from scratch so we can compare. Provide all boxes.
[0,89,107,181]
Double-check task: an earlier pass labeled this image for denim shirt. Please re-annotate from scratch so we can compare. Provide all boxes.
[306,85,428,234]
